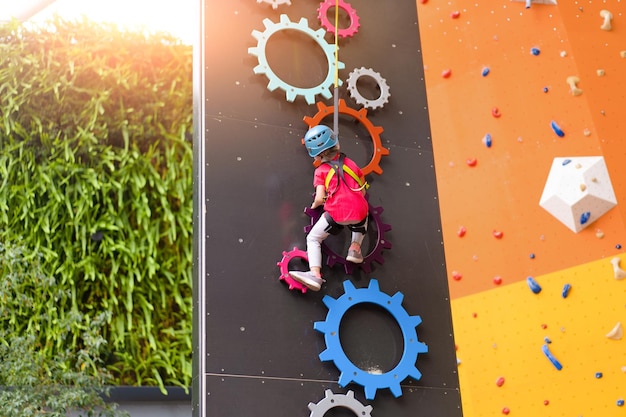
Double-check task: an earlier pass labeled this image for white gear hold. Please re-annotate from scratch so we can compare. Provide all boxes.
[346,67,391,110]
[256,0,291,9]
[308,390,373,417]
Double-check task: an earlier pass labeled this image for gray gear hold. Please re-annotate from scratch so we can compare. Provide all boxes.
[347,67,391,110]
[308,390,373,417]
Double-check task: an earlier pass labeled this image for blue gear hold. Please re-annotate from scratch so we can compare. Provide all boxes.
[314,279,428,400]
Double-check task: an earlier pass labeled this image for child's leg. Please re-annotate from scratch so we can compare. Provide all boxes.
[349,232,365,249]
[306,215,331,277]
[347,217,368,263]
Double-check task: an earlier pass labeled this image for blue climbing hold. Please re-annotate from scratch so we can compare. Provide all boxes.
[562,283,571,298]
[562,159,571,166]
[542,344,562,370]
[618,399,624,407]
[483,133,492,148]
[527,276,542,294]
[482,67,490,77]
[551,120,565,137]
[580,211,591,225]
[531,47,541,56]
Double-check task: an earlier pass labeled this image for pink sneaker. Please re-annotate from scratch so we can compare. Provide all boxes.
[289,271,323,291]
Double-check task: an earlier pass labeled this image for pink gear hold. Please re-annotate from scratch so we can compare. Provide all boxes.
[277,247,309,293]
[317,0,361,38]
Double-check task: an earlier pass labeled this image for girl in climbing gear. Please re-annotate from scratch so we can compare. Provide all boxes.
[289,125,369,291]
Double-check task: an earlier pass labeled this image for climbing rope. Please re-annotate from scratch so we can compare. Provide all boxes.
[333,0,339,140]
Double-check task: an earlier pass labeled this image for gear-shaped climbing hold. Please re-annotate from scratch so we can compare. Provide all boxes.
[277,247,309,293]
[248,15,345,105]
[303,99,389,175]
[317,0,361,38]
[256,0,291,9]
[347,67,391,110]
[314,279,428,400]
[304,201,391,275]
[308,389,372,417]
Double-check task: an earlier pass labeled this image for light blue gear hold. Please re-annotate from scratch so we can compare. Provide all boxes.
[256,0,291,9]
[248,14,345,105]
[314,279,428,400]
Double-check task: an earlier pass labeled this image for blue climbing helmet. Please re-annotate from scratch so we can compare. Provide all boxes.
[303,125,337,157]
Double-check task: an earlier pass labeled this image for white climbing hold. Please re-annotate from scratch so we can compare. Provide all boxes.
[610,257,626,280]
[539,157,617,233]
[606,322,623,340]
[566,76,583,96]
[600,10,613,31]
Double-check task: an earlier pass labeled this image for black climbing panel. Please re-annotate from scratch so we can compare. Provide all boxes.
[193,1,462,416]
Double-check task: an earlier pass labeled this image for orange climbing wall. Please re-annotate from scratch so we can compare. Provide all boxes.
[416,0,626,415]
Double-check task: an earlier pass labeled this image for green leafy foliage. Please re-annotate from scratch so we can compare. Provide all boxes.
[0,243,129,416]
[0,17,193,391]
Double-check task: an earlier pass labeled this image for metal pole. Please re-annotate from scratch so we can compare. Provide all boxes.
[192,0,207,415]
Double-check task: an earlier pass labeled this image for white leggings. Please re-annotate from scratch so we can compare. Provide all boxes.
[307,213,367,269]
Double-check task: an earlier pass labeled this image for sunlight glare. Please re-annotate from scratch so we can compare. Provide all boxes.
[33,0,195,44]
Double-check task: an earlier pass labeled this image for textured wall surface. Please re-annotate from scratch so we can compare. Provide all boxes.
[417,1,626,415]
[195,1,626,416]
[195,0,461,416]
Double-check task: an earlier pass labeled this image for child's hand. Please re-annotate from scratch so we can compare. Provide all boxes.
[311,197,325,209]
[312,184,326,209]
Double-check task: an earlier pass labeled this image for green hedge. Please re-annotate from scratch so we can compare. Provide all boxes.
[0,18,193,391]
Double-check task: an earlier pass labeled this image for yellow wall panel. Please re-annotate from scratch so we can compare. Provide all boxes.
[453,256,626,416]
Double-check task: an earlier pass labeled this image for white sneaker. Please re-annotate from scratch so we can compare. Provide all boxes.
[289,271,323,291]
[346,249,364,264]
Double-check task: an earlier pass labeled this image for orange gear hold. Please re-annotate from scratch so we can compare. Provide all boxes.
[303,99,389,176]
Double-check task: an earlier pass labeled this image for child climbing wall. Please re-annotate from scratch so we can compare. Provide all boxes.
[194,0,462,416]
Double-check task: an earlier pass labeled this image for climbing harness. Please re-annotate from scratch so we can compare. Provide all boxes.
[324,153,368,198]
[304,201,392,274]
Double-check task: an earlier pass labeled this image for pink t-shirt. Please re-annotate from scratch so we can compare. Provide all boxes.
[314,154,368,223]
